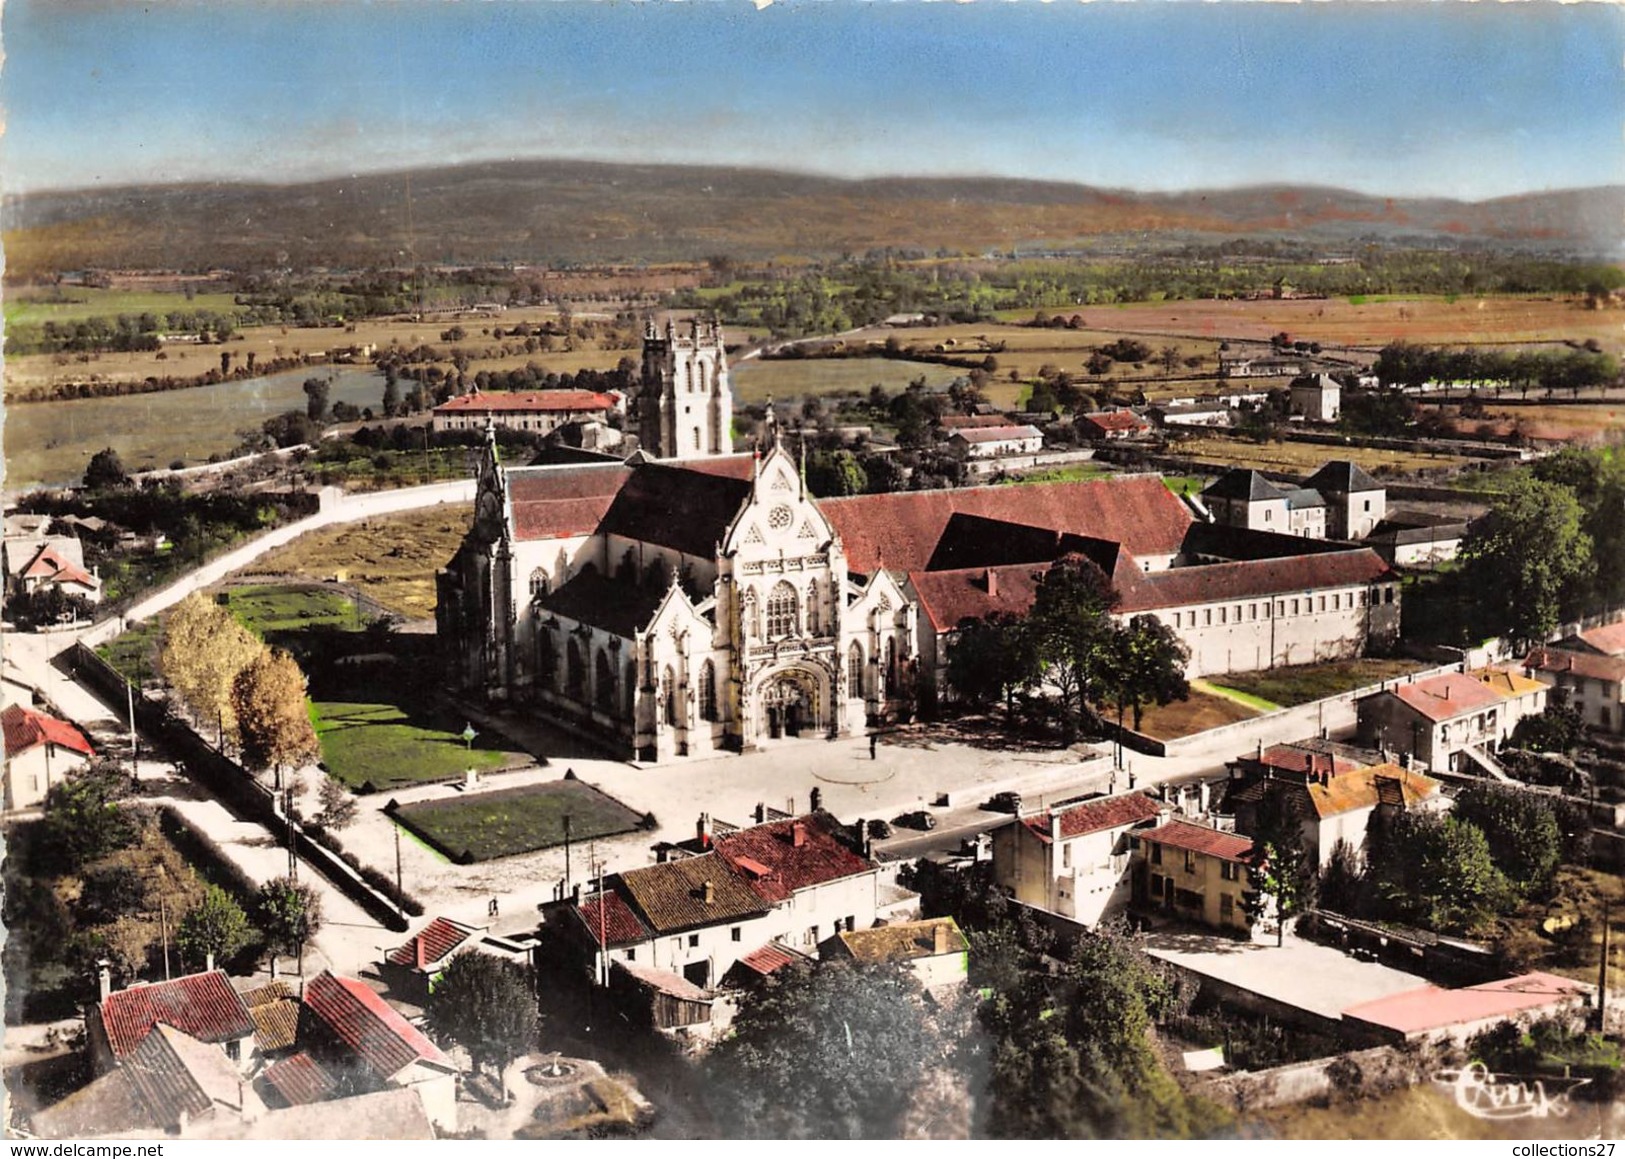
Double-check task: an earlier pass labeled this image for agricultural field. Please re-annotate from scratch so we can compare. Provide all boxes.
[3,288,244,327]
[1204,658,1430,709]
[729,356,968,404]
[310,700,524,792]
[1001,462,1119,486]
[1167,434,1476,477]
[95,617,165,685]
[391,779,643,863]
[250,506,473,621]
[1439,400,1625,446]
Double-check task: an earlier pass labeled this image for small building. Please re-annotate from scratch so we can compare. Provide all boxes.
[947,424,1046,460]
[1132,819,1254,933]
[430,389,619,436]
[1523,647,1625,734]
[1148,401,1234,429]
[380,916,487,1004]
[1560,619,1625,658]
[1076,410,1150,441]
[991,792,1167,924]
[87,969,258,1078]
[1203,470,1328,538]
[822,917,970,994]
[1355,668,1547,773]
[937,414,1013,432]
[1365,513,1467,567]
[1219,353,1308,379]
[1225,759,1446,869]
[2,702,94,811]
[2,537,103,605]
[1305,460,1387,540]
[1289,374,1342,424]
[1341,972,1593,1046]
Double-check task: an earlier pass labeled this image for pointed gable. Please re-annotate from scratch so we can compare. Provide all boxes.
[599,459,756,557]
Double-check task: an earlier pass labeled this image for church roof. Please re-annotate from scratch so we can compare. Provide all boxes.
[1118,548,1392,612]
[819,475,1191,576]
[537,565,670,638]
[506,464,632,542]
[597,459,756,558]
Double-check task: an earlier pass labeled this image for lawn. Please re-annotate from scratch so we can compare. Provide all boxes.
[310,700,520,792]
[1161,473,1208,497]
[1192,679,1281,713]
[1001,462,1117,485]
[1126,687,1260,741]
[1208,658,1429,709]
[96,616,165,684]
[391,779,644,863]
[226,583,361,636]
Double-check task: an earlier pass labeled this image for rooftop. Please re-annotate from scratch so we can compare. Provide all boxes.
[835,918,969,964]
[1137,819,1254,863]
[713,812,875,904]
[950,424,1045,444]
[1524,647,1625,684]
[1202,469,1285,503]
[301,971,453,1081]
[1306,460,1383,495]
[1577,620,1625,657]
[1382,671,1509,723]
[1021,791,1165,844]
[433,389,617,414]
[617,853,771,935]
[94,970,255,1060]
[1342,972,1592,1036]
[386,916,484,971]
[3,702,94,758]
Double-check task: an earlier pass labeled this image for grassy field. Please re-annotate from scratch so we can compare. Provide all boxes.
[1169,434,1475,477]
[310,700,521,792]
[250,505,473,620]
[1192,679,1281,713]
[226,583,360,635]
[1161,474,1209,496]
[730,356,967,404]
[1000,462,1118,486]
[1128,687,1259,740]
[1256,1084,1584,1141]
[1206,658,1429,709]
[3,288,242,326]
[95,617,166,685]
[391,779,643,863]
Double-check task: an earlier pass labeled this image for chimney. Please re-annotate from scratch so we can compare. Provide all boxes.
[703,880,715,905]
[697,812,712,849]
[572,884,582,904]
[1256,739,1264,761]
[97,960,112,1002]
[206,952,215,974]
[985,568,998,597]
[755,802,767,824]
[416,933,426,970]
[1049,811,1062,842]
[792,821,807,847]
[933,923,952,955]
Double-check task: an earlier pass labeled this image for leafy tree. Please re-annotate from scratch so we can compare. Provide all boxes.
[1101,614,1190,732]
[1453,784,1562,899]
[1509,702,1585,754]
[1316,838,1367,916]
[83,447,132,490]
[42,758,137,872]
[1458,474,1594,648]
[1026,555,1120,741]
[302,376,331,422]
[315,776,357,830]
[424,952,538,1079]
[805,449,868,498]
[255,877,321,976]
[705,960,947,1138]
[77,865,148,925]
[231,648,320,786]
[1367,813,1511,933]
[161,592,264,747]
[946,612,1039,722]
[382,364,401,417]
[176,884,254,970]
[1238,790,1317,945]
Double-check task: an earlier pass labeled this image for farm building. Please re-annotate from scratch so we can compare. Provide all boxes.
[429,388,621,436]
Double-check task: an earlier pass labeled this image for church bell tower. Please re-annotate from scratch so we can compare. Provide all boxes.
[638,316,734,460]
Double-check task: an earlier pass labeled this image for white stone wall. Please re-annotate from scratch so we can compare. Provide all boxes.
[1154,580,1394,678]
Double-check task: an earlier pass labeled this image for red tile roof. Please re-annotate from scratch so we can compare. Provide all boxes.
[2,703,94,759]
[820,475,1193,575]
[1342,972,1590,1035]
[1525,647,1625,684]
[386,916,482,969]
[18,544,97,588]
[95,970,255,1059]
[1137,820,1254,863]
[117,1026,218,1131]
[262,1051,338,1107]
[574,889,652,948]
[1387,672,1509,723]
[1578,621,1625,656]
[506,464,632,542]
[618,854,771,935]
[302,971,452,1079]
[1257,743,1361,779]
[1117,548,1393,612]
[1079,410,1149,434]
[433,389,616,414]
[734,942,806,978]
[713,812,875,905]
[1022,792,1165,843]
[909,564,1049,633]
[939,414,1015,430]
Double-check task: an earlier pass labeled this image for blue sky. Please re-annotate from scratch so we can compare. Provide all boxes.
[3,1,1621,200]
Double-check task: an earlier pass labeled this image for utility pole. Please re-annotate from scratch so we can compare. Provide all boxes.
[285,787,298,880]
[563,814,573,895]
[126,678,138,778]
[1597,900,1611,1033]
[395,823,404,899]
[159,894,172,982]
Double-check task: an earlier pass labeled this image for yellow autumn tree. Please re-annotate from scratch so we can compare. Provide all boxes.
[231,648,319,788]
[160,592,264,747]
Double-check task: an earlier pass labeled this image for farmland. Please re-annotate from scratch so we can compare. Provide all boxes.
[390,779,644,863]
[1167,434,1477,477]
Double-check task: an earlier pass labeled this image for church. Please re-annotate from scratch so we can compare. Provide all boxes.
[437,318,1403,761]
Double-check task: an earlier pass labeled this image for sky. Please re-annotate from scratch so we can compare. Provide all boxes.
[2,0,1622,202]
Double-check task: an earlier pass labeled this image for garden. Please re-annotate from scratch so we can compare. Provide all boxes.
[390,779,646,864]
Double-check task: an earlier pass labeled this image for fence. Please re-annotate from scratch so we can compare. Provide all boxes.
[1204,1042,1436,1113]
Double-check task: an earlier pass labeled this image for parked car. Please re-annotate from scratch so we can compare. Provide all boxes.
[893,810,937,831]
[866,819,894,840]
[983,791,1022,813]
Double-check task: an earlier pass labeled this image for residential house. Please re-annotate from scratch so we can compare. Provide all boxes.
[937,414,1015,432]
[1201,469,1327,538]
[3,702,94,811]
[1289,374,1342,423]
[1076,410,1150,441]
[2,533,103,605]
[1355,668,1547,774]
[379,916,487,1004]
[991,792,1167,924]
[1219,353,1309,379]
[87,970,258,1087]
[1305,461,1387,540]
[821,917,970,994]
[430,388,620,436]
[1131,819,1254,933]
[947,424,1046,460]
[1148,401,1234,429]
[1366,513,1468,567]
[1523,647,1625,734]
[1560,619,1625,658]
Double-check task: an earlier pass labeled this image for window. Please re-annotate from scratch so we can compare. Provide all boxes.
[626,948,636,961]
[848,642,864,696]
[567,640,586,700]
[594,650,616,712]
[766,581,798,639]
[1360,590,1369,607]
[1385,586,1395,605]
[226,1040,241,1062]
[1291,599,1300,616]
[1264,509,1273,523]
[741,589,759,639]
[1333,594,1340,611]
[1220,894,1235,921]
[731,927,742,943]
[662,667,678,728]
[1219,607,1227,625]
[1233,605,1242,622]
[1363,499,1372,511]
[1184,850,1196,874]
[805,580,820,635]
[1150,844,1163,866]
[1249,603,1257,620]
[1276,600,1285,616]
[804,926,819,946]
[688,934,700,948]
[1318,596,1327,613]
[693,427,702,451]
[699,661,718,722]
[1221,860,1241,882]
[1204,609,1212,627]
[1062,844,1072,869]
[846,916,856,932]
[529,568,550,598]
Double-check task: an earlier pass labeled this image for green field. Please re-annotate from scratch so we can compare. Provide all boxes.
[227,584,361,636]
[1208,658,1429,709]
[1161,474,1208,497]
[391,779,643,863]
[1002,462,1117,485]
[1192,679,1282,714]
[3,289,242,326]
[95,617,166,684]
[311,701,518,792]
[729,356,966,403]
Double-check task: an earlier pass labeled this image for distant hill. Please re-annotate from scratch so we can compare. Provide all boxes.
[4,159,1620,273]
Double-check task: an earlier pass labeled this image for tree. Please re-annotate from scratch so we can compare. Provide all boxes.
[302,376,331,422]
[805,449,867,497]
[161,592,264,747]
[255,877,321,976]
[1239,790,1316,946]
[231,648,320,787]
[1316,838,1366,916]
[382,364,401,417]
[176,885,253,970]
[315,775,357,830]
[424,952,538,1080]
[42,758,137,872]
[1367,813,1510,933]
[1458,474,1594,649]
[83,447,131,490]
[1026,555,1120,740]
[946,612,1039,722]
[1453,784,1562,899]
[705,960,947,1138]
[1102,615,1190,732]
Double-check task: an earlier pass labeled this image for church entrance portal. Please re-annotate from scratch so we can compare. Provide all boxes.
[759,669,821,741]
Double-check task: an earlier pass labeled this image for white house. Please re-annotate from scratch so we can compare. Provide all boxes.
[3,703,94,811]
[992,792,1167,924]
[1356,668,1547,773]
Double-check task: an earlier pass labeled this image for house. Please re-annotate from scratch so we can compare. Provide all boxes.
[1523,647,1625,734]
[1365,513,1468,567]
[1289,374,1342,423]
[991,791,1167,924]
[1219,353,1309,379]
[87,969,258,1078]
[1355,668,1548,773]
[1341,972,1593,1046]
[1076,410,1150,441]
[380,916,487,1003]
[1201,469,1327,539]
[1131,819,1254,933]
[1148,401,1234,429]
[3,702,94,811]
[1304,461,1387,540]
[430,388,619,436]
[2,535,103,605]
[821,917,970,994]
[1560,619,1625,658]
[938,414,1015,432]
[947,424,1046,459]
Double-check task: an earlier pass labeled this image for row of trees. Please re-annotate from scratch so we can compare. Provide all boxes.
[1372,341,1618,397]
[946,556,1190,740]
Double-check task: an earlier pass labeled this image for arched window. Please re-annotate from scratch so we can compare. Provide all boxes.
[594,650,616,712]
[529,568,550,599]
[661,666,678,727]
[805,580,820,636]
[624,660,637,716]
[766,581,798,639]
[537,629,558,690]
[698,661,718,722]
[848,642,864,697]
[566,640,586,701]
